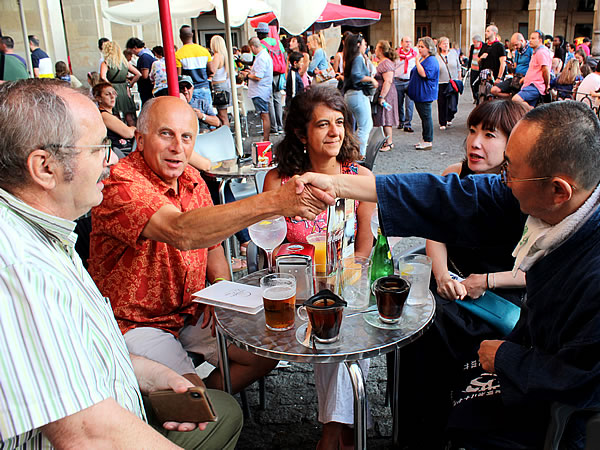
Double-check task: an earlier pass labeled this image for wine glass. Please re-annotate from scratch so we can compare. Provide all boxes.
[248,216,287,273]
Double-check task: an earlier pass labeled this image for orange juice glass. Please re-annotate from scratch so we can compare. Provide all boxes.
[307,232,327,269]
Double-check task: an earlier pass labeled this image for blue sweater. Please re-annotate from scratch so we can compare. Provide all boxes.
[308,48,328,75]
[407,56,439,102]
[376,172,600,446]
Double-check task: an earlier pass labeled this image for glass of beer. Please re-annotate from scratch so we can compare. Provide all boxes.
[373,275,411,324]
[260,273,297,331]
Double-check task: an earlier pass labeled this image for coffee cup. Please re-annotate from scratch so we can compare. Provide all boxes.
[373,276,410,324]
[298,289,347,343]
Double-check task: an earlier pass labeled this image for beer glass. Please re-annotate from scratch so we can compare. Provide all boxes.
[260,273,296,331]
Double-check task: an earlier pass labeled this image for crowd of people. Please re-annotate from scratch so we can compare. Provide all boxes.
[1,21,600,450]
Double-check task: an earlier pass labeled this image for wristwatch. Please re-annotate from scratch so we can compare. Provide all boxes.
[201,113,206,122]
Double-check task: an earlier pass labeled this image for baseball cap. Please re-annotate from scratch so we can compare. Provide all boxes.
[178,75,193,88]
[256,22,269,33]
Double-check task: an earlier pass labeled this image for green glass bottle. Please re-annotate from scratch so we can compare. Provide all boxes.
[370,228,394,304]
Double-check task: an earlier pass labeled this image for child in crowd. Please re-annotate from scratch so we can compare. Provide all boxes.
[286,51,305,109]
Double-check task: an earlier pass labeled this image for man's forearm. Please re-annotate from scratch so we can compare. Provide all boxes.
[334,174,378,203]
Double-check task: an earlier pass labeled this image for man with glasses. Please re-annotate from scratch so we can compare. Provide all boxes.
[179,75,220,128]
[298,101,600,448]
[0,79,243,448]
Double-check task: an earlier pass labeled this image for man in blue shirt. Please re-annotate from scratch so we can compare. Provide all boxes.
[125,37,156,105]
[491,32,533,98]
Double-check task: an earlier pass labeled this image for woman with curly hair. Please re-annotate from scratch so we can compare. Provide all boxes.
[263,85,375,449]
[100,41,141,126]
[372,40,399,151]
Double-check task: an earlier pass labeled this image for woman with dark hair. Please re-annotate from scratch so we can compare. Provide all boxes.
[263,85,375,450]
[372,40,399,151]
[55,61,82,88]
[288,35,310,88]
[427,99,528,304]
[343,32,378,157]
[93,81,136,156]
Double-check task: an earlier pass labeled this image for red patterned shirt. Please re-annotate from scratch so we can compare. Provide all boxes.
[88,151,218,337]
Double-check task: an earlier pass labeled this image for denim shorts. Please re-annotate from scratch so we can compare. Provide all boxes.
[251,96,269,114]
[517,84,542,106]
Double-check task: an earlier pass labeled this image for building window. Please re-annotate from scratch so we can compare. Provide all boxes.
[518,23,528,37]
[577,0,594,11]
[574,23,593,38]
[416,23,431,39]
[416,0,428,10]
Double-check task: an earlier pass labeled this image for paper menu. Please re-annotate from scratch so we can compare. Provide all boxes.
[326,198,356,268]
[192,281,263,314]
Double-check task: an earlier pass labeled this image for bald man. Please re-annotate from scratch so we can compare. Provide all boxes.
[89,96,329,394]
[491,32,533,98]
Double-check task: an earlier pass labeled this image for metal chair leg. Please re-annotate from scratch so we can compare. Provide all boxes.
[259,377,266,410]
[239,389,251,419]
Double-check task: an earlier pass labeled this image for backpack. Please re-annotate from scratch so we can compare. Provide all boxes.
[261,39,286,75]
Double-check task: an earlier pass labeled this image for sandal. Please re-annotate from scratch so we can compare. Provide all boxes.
[231,257,247,272]
[380,143,394,152]
[239,241,249,256]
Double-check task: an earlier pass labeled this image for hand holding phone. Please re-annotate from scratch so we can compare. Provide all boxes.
[148,386,218,424]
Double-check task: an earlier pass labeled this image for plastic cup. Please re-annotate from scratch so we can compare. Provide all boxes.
[396,254,432,306]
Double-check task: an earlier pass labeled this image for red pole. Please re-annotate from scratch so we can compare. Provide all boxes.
[157,0,179,97]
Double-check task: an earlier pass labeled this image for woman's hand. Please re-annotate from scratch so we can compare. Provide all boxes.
[436,273,467,300]
[462,273,487,299]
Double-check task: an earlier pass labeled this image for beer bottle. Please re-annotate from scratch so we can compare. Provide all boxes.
[370,228,394,300]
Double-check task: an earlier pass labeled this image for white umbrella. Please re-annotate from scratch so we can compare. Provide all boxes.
[102,0,326,155]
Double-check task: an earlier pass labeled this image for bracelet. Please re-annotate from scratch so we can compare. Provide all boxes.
[212,277,227,283]
[491,273,496,290]
[486,273,490,290]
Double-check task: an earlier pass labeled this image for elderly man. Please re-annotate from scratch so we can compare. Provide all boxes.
[89,96,327,394]
[394,36,417,132]
[178,74,220,128]
[0,79,242,449]
[299,101,600,448]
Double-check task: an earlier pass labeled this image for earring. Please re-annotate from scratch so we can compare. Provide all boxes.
[303,145,307,154]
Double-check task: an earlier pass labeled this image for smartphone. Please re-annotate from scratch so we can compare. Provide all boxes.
[148,386,218,423]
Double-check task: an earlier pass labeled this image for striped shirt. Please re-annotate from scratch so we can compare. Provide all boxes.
[175,43,212,89]
[0,188,145,449]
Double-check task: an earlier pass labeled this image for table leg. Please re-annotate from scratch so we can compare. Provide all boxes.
[344,360,367,450]
[216,327,233,394]
[392,347,401,446]
[218,180,234,280]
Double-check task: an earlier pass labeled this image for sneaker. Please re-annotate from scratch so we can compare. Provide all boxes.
[439,126,447,130]
[415,142,433,150]
[404,127,414,133]
[447,121,452,127]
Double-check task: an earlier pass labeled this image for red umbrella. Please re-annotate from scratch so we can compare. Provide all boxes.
[250,2,380,31]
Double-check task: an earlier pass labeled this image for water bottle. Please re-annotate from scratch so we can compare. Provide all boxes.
[381,100,392,111]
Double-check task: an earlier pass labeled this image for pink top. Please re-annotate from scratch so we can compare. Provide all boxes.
[523,45,552,94]
[281,161,359,244]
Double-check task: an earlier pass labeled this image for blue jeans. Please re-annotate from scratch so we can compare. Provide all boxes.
[394,78,414,127]
[192,86,212,105]
[414,101,433,142]
[345,89,373,156]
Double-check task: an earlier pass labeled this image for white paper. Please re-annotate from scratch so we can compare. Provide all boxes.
[192,281,263,314]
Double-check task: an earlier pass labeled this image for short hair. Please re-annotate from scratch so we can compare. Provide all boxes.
[1,36,15,49]
[28,35,40,47]
[472,35,482,42]
[125,37,145,50]
[376,40,397,61]
[136,98,158,134]
[583,37,591,43]
[179,25,193,42]
[152,46,164,58]
[248,37,261,49]
[531,30,543,40]
[467,99,528,140]
[98,37,109,51]
[487,25,498,35]
[0,79,80,190]
[92,81,113,99]
[289,51,303,65]
[522,102,600,190]
[257,31,268,40]
[417,37,437,56]
[275,85,360,177]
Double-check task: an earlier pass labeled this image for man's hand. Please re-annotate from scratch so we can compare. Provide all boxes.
[479,52,488,59]
[130,355,208,432]
[436,274,467,300]
[462,273,487,299]
[478,340,504,373]
[277,175,334,220]
[295,172,337,200]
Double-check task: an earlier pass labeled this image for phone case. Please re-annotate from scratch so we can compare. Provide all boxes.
[148,386,218,423]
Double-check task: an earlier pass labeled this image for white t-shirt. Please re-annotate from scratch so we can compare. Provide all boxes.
[576,72,600,105]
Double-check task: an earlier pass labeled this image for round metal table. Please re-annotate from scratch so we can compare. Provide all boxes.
[215,269,436,449]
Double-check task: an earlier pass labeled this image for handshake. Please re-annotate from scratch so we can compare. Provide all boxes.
[276,172,377,220]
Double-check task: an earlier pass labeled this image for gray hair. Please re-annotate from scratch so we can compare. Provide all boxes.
[0,79,80,191]
[248,37,261,49]
[523,101,600,190]
[418,37,437,56]
[136,97,158,134]
[472,35,482,42]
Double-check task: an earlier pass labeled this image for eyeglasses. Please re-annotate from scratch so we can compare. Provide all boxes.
[499,161,551,185]
[46,138,112,164]
[179,84,193,91]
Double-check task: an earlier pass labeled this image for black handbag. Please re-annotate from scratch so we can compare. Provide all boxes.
[211,89,230,106]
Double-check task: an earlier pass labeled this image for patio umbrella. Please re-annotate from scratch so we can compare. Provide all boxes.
[249,2,381,32]
[103,0,326,155]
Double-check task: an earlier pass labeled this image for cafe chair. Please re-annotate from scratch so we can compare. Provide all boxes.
[193,125,237,162]
[359,126,387,171]
[544,402,600,450]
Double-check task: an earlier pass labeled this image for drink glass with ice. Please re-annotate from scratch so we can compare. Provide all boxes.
[249,216,287,273]
[396,254,432,306]
[337,256,371,310]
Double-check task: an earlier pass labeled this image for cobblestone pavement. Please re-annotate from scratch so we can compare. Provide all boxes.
[228,91,477,449]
